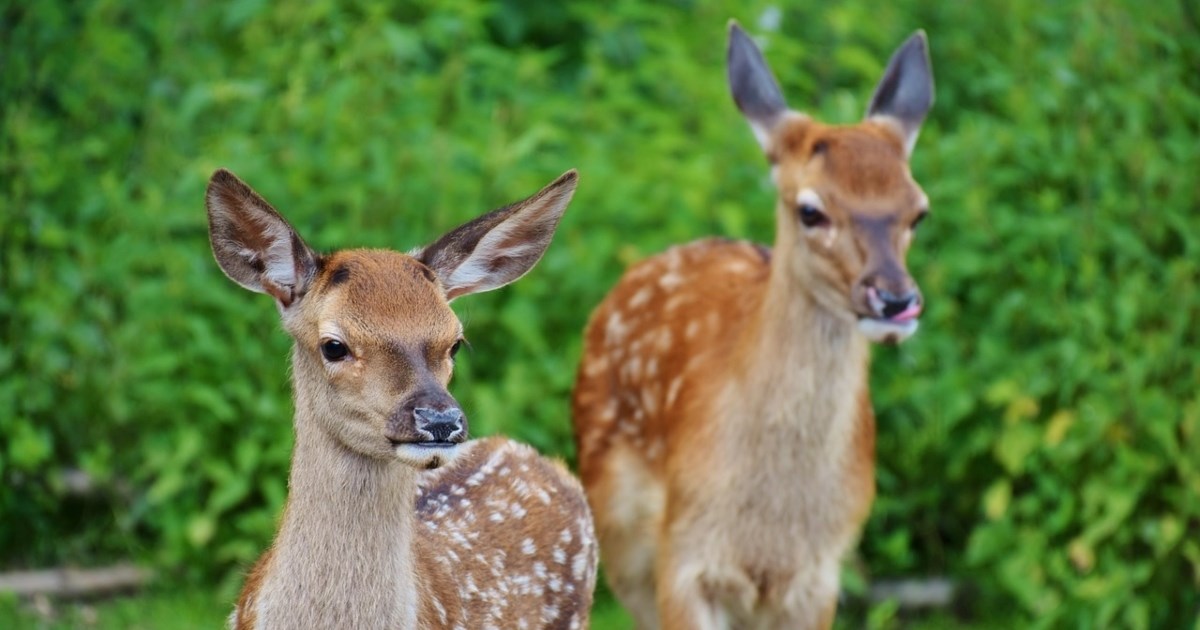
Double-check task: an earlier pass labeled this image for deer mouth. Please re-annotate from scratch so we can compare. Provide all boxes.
[856,315,919,344]
[392,440,463,470]
[386,421,467,450]
[389,438,462,454]
[855,286,922,343]
[403,440,461,449]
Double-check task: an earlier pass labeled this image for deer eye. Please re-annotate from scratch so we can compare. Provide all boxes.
[320,339,350,362]
[797,203,830,228]
[449,339,465,359]
[911,210,929,230]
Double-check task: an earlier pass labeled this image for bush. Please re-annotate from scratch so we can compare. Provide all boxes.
[2,0,1197,626]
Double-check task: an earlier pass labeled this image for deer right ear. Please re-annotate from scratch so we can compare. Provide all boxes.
[728,20,789,151]
[206,169,319,308]
[865,31,935,156]
[416,170,578,301]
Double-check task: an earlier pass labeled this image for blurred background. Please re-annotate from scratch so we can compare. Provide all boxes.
[2,0,1198,627]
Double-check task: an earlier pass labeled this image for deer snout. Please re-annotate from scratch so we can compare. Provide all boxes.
[390,395,467,470]
[854,275,923,344]
[867,286,922,322]
[413,406,466,444]
[387,390,469,447]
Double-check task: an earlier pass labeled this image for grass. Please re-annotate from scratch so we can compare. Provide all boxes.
[0,586,1029,629]
[0,590,224,630]
[0,587,632,629]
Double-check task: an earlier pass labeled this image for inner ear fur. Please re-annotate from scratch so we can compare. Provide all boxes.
[417,170,578,301]
[206,168,319,307]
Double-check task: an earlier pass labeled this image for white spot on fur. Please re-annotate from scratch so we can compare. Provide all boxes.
[583,355,609,377]
[626,263,654,280]
[666,248,683,270]
[606,311,629,344]
[659,272,684,291]
[665,377,683,407]
[727,259,754,274]
[655,328,673,351]
[433,596,448,624]
[623,356,642,381]
[572,550,589,581]
[664,294,688,312]
[629,287,653,308]
[640,386,659,416]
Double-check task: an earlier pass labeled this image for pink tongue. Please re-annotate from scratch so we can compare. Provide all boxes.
[889,303,922,322]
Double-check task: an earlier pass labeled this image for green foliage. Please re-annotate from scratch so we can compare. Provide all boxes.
[0,588,224,629]
[2,0,1198,627]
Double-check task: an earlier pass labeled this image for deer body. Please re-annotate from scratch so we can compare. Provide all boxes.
[573,24,934,629]
[237,433,594,629]
[205,169,597,630]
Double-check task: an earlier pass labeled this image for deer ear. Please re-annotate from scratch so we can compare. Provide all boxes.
[416,170,578,301]
[866,31,935,156]
[728,20,788,152]
[206,169,319,308]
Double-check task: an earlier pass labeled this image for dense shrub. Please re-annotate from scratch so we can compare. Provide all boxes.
[2,0,1197,626]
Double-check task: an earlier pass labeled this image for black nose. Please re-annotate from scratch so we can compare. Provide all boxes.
[413,407,466,443]
[877,288,921,319]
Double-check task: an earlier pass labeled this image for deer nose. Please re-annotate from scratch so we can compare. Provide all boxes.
[413,407,466,443]
[868,287,923,322]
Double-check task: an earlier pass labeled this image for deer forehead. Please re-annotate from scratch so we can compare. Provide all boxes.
[773,121,925,217]
[308,250,462,345]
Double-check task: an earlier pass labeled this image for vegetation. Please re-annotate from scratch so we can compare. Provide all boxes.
[2,0,1197,627]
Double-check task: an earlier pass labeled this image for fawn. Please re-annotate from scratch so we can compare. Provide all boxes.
[206,168,597,629]
[572,22,935,629]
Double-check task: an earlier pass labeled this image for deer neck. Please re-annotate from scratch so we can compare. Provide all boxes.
[253,360,422,628]
[728,234,870,449]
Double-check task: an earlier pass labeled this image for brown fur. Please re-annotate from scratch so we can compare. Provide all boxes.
[413,437,596,628]
[572,29,932,630]
[206,169,597,629]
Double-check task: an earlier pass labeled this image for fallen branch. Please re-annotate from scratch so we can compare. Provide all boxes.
[0,564,150,597]
[868,577,957,609]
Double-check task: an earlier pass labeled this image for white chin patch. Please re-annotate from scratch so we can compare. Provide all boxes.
[394,443,462,470]
[857,318,919,344]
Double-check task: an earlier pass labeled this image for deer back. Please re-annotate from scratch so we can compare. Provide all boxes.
[415,437,597,629]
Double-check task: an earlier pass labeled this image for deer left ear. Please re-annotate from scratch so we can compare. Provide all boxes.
[206,169,319,308]
[416,170,578,301]
[727,20,789,152]
[866,31,935,156]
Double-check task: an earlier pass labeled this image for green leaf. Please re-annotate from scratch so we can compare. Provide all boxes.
[7,420,52,470]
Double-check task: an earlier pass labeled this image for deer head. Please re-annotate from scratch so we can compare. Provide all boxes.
[206,169,578,469]
[728,22,934,343]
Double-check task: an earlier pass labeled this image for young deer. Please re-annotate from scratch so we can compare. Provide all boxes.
[206,168,597,629]
[572,23,935,629]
